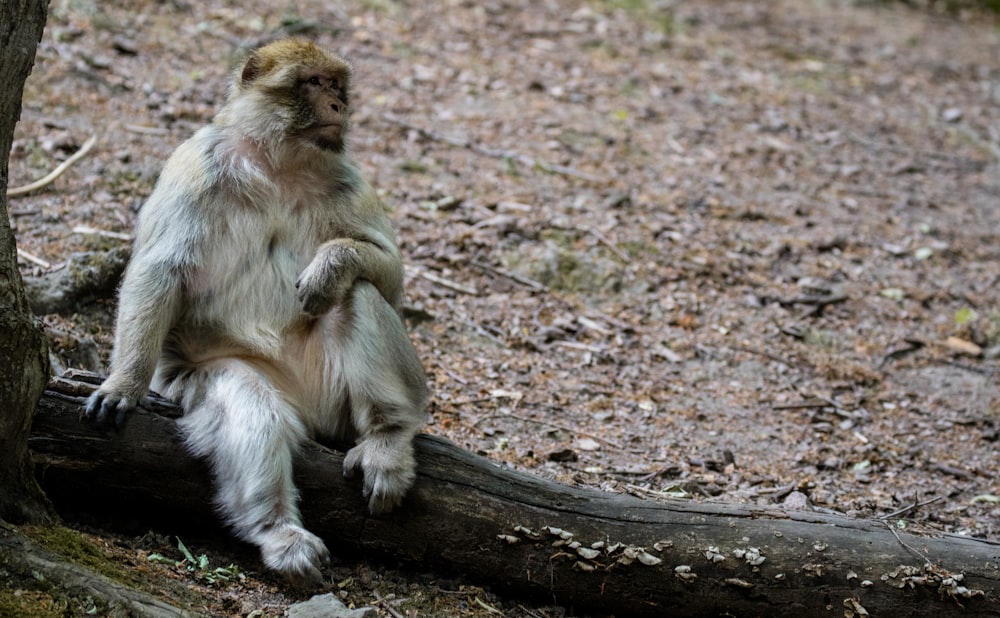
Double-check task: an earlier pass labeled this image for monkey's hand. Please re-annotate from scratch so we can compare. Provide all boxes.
[84,381,144,428]
[295,245,360,317]
[343,436,417,514]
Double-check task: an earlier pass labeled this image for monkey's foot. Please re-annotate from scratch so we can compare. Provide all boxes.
[343,438,417,514]
[258,523,331,588]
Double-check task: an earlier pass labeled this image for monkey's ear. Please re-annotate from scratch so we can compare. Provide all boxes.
[241,54,261,85]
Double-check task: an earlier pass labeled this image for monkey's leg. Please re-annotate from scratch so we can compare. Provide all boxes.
[175,361,331,586]
[336,282,428,514]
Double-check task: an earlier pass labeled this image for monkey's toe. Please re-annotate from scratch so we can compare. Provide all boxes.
[259,524,330,589]
[343,440,417,514]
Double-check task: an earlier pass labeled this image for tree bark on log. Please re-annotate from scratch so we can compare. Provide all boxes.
[31,373,1000,617]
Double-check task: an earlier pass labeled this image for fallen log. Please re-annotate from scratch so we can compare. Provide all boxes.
[30,373,1000,617]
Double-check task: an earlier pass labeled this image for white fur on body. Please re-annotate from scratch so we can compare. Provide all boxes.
[88,114,427,586]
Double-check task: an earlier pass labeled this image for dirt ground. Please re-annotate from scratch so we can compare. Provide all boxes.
[8,0,1000,616]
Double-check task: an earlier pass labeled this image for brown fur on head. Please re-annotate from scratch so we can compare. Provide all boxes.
[225,39,353,153]
[238,39,351,95]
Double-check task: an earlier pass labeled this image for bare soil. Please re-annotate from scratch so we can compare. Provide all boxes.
[8,0,999,616]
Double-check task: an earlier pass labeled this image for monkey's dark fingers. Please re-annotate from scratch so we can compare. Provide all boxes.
[84,391,133,428]
[342,446,365,480]
[82,392,102,420]
[96,397,121,427]
[113,404,130,429]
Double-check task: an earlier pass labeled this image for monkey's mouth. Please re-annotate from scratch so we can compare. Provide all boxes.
[307,126,345,152]
[311,124,343,139]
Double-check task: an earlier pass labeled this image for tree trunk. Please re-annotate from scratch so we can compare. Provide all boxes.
[0,0,55,525]
[32,373,1000,617]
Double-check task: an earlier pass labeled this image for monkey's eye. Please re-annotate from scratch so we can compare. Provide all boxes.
[308,76,321,86]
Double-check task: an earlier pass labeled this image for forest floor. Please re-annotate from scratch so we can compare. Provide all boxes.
[8,0,1000,616]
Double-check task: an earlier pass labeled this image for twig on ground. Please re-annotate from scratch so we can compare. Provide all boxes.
[471,261,547,291]
[123,124,170,136]
[934,463,977,481]
[405,264,479,296]
[878,338,926,369]
[473,596,505,615]
[73,225,133,242]
[517,605,547,618]
[459,319,506,346]
[552,340,606,354]
[16,248,52,269]
[779,294,848,318]
[883,521,933,567]
[474,412,624,450]
[771,400,834,411]
[942,359,998,376]
[439,366,469,385]
[729,345,808,370]
[582,225,630,263]
[434,397,494,409]
[879,496,943,521]
[383,113,606,183]
[7,134,98,197]
[372,589,406,618]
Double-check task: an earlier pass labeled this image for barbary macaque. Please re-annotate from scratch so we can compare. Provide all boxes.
[85,39,428,587]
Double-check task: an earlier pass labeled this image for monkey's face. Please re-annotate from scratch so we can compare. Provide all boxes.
[292,70,351,153]
[236,40,354,153]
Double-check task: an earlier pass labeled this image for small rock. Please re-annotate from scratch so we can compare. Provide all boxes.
[782,491,811,511]
[942,107,963,123]
[287,593,376,618]
[111,36,139,55]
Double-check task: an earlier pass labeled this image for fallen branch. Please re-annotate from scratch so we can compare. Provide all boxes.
[383,113,606,184]
[23,248,130,314]
[7,134,97,197]
[30,373,1000,617]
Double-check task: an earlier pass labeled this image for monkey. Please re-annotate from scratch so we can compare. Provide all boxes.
[84,39,428,588]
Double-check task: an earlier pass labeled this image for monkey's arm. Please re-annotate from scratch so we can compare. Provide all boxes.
[83,160,204,426]
[84,250,185,426]
[296,234,403,317]
[296,186,405,316]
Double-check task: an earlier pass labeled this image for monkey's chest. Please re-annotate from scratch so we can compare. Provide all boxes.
[193,222,316,331]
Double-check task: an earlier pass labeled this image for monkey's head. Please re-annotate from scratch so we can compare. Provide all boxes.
[231,39,353,153]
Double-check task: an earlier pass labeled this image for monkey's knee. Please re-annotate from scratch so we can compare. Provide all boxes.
[343,282,429,406]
